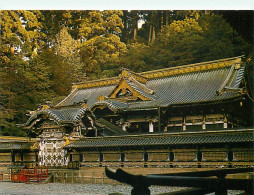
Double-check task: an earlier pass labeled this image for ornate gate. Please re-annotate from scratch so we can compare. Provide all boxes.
[38,123,67,167]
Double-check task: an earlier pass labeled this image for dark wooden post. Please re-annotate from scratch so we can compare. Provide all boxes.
[21,151,24,164]
[158,107,161,132]
[121,153,125,167]
[80,154,83,163]
[11,150,15,164]
[131,185,150,195]
[197,149,202,168]
[215,174,227,195]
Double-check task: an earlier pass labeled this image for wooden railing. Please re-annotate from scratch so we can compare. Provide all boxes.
[11,167,49,183]
[51,169,118,184]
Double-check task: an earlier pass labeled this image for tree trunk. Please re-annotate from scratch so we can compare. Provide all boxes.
[160,11,163,31]
[165,11,169,26]
[152,26,156,42]
[148,25,152,43]
[122,10,128,43]
[133,27,137,40]
[133,13,139,40]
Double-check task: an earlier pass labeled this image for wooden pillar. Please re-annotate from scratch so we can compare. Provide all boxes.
[158,107,161,132]
[21,151,24,165]
[183,117,186,131]
[202,116,206,130]
[223,116,228,128]
[80,154,83,163]
[149,121,154,133]
[122,123,127,131]
[11,150,15,163]
[121,153,125,167]
[35,152,38,162]
[69,154,73,162]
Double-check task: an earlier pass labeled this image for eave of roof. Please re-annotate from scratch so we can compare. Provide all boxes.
[64,128,254,149]
[23,106,91,127]
[0,136,36,142]
[0,142,34,151]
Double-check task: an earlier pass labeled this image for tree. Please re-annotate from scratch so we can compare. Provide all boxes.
[119,42,150,72]
[78,11,127,78]
[141,13,250,69]
[54,27,84,83]
[0,11,45,61]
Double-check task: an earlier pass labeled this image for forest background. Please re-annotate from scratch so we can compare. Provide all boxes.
[0,10,253,136]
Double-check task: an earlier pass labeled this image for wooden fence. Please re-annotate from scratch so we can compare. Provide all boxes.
[0,169,119,184]
[51,170,119,184]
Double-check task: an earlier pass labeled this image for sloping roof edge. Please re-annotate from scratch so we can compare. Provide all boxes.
[69,56,244,91]
[64,128,254,149]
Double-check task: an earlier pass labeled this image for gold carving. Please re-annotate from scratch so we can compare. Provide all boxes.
[97,95,106,101]
[235,63,241,69]
[41,105,50,110]
[82,103,88,108]
[121,68,129,77]
[30,142,39,151]
[109,78,151,101]
[63,137,70,147]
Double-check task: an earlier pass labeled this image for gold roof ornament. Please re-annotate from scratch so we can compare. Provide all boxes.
[82,103,88,108]
[28,111,36,115]
[41,105,50,110]
[120,68,147,84]
[30,142,39,151]
[97,95,106,101]
[108,78,152,101]
[63,136,70,147]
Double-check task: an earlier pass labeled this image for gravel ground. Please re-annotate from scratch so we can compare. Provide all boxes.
[0,182,244,195]
[0,182,184,195]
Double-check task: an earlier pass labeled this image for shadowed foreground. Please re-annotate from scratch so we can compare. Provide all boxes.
[0,182,245,195]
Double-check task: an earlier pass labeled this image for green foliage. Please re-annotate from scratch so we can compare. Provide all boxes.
[0,11,45,58]
[129,13,250,70]
[54,27,84,83]
[78,11,127,78]
[0,10,252,137]
[80,35,127,78]
[119,43,150,72]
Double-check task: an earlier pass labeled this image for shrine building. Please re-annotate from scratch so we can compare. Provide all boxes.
[1,56,253,169]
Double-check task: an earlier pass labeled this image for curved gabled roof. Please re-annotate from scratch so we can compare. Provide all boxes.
[24,107,90,127]
[91,100,128,112]
[56,56,246,111]
[127,65,245,110]
[24,56,247,126]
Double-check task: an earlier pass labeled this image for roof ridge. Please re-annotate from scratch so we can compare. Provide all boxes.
[140,56,243,79]
[67,56,243,90]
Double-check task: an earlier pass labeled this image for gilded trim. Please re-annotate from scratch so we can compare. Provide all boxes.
[141,57,242,79]
[73,77,119,90]
[70,56,243,90]
[109,78,151,101]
